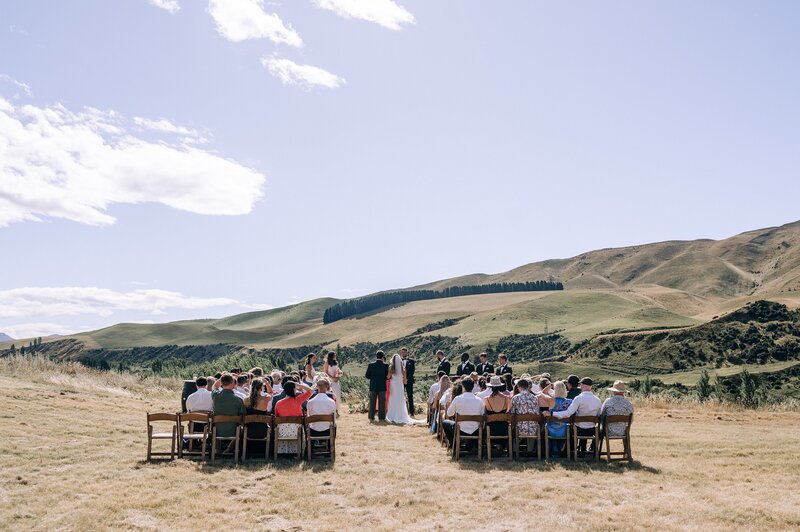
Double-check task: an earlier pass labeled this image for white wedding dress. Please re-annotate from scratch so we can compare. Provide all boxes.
[386,355,413,424]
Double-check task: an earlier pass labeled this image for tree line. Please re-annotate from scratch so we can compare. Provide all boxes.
[322,280,564,323]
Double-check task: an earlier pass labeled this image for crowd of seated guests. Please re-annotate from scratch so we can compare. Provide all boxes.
[183,365,338,456]
[426,361,634,458]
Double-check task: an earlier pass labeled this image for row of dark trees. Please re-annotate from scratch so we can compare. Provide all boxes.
[7,337,44,355]
[322,280,564,323]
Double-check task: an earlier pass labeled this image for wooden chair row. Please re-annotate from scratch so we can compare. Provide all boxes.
[435,409,633,462]
[145,412,336,464]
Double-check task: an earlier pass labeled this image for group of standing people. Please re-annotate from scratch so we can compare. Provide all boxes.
[365,347,417,423]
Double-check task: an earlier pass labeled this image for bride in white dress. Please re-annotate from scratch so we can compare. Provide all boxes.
[386,353,413,424]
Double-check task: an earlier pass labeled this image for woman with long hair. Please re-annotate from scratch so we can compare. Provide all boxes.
[322,351,342,402]
[243,378,271,454]
[304,353,317,385]
[430,375,452,434]
[386,353,412,424]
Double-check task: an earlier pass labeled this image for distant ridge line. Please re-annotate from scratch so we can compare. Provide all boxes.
[322,280,563,323]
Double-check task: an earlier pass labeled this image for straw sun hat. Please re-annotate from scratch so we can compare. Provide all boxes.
[607,381,627,393]
[487,376,506,388]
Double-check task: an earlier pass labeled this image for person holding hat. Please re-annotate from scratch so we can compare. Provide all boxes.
[601,381,634,438]
[566,375,581,400]
[551,377,601,456]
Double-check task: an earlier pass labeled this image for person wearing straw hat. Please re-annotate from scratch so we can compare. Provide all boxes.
[601,381,634,438]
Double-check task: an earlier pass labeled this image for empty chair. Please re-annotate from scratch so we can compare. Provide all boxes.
[146,413,178,461]
[210,415,242,464]
[570,415,600,461]
[273,416,304,460]
[242,414,272,461]
[513,413,543,461]
[178,412,210,460]
[484,413,512,462]
[599,414,633,461]
[451,414,483,461]
[304,414,336,462]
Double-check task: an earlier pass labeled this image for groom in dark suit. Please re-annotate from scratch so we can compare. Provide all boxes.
[475,352,494,376]
[400,347,415,416]
[365,350,390,421]
[436,350,450,376]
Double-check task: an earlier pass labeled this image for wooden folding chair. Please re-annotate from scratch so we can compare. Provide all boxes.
[571,415,600,461]
[426,404,434,426]
[485,413,512,462]
[543,414,571,460]
[210,415,242,464]
[437,404,447,447]
[146,413,178,461]
[452,414,483,461]
[242,414,272,461]
[304,414,336,462]
[178,412,210,460]
[599,414,633,461]
[513,413,542,461]
[273,416,304,460]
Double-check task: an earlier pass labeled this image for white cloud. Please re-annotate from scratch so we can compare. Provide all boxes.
[149,0,180,13]
[208,0,302,46]
[0,97,265,228]
[314,0,415,30]
[133,116,201,139]
[0,287,239,319]
[0,73,33,98]
[0,322,75,339]
[262,56,345,89]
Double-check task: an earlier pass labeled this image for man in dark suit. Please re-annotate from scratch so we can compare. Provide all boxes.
[456,352,475,377]
[365,350,390,421]
[475,352,494,376]
[436,350,450,376]
[400,347,416,416]
[495,353,512,377]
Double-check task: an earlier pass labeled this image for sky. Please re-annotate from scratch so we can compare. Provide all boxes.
[1,0,799,339]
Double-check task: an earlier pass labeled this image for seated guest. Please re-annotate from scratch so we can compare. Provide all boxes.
[270,376,296,413]
[306,379,337,436]
[469,372,480,393]
[429,375,452,434]
[186,377,213,412]
[551,377,601,456]
[274,381,314,456]
[477,377,490,398]
[205,376,215,391]
[502,373,514,397]
[546,380,572,456]
[495,354,512,376]
[212,374,246,439]
[601,381,634,438]
[510,378,539,436]
[234,375,249,399]
[244,378,271,412]
[443,379,484,447]
[566,374,581,400]
[270,371,284,395]
[483,376,511,449]
[537,379,555,411]
[475,352,494,376]
[428,371,445,407]
[456,353,475,377]
[250,367,264,377]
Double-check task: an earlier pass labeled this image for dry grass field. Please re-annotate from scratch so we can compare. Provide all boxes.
[2,357,800,531]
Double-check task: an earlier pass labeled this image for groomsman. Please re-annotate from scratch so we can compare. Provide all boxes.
[475,353,494,376]
[495,354,513,377]
[436,350,450,376]
[456,352,475,377]
[365,351,390,421]
[400,347,416,416]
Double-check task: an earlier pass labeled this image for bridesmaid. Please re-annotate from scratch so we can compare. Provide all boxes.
[322,351,343,402]
[304,353,317,385]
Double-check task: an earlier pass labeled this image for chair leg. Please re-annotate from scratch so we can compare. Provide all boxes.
[234,429,240,464]
[201,431,207,461]
[171,427,176,460]
[211,428,217,465]
[306,430,312,462]
[507,432,512,459]
[146,427,152,462]
[242,427,248,461]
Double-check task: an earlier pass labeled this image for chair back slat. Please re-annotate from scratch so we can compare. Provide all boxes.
[305,414,335,425]
[274,416,304,425]
[148,413,178,422]
[514,413,543,423]
[454,414,484,423]
[485,413,511,423]
[603,415,632,424]
[571,415,600,424]
[180,412,210,423]
[243,415,272,425]
[212,415,242,424]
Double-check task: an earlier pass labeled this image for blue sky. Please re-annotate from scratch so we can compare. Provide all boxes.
[1,0,799,339]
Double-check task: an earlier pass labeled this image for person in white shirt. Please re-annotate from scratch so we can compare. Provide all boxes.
[443,379,485,446]
[185,377,213,412]
[234,374,249,399]
[551,377,602,456]
[306,379,337,436]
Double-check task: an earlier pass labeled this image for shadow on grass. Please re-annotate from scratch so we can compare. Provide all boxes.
[452,457,660,475]
[137,455,335,473]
